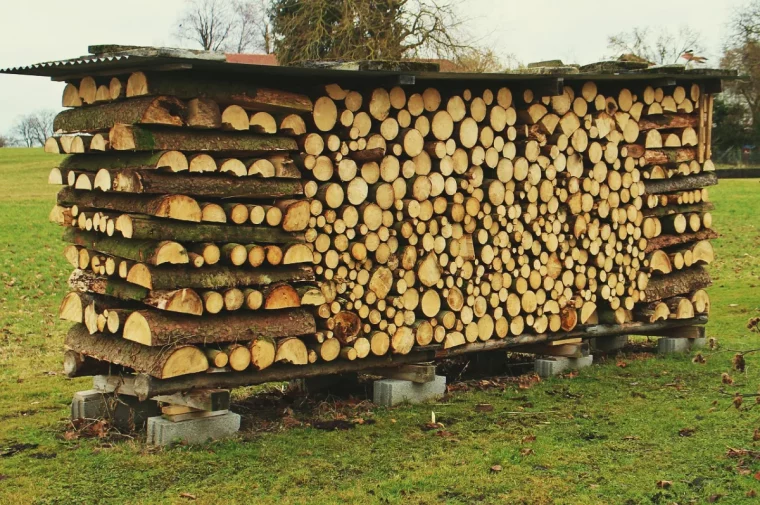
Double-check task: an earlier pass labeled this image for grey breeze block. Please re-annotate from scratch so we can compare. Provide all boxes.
[71,390,160,431]
[534,355,594,378]
[146,412,241,446]
[373,375,446,407]
[658,337,706,354]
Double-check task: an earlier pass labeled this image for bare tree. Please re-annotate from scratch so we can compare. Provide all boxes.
[269,0,474,65]
[0,135,10,148]
[607,25,704,65]
[722,1,760,138]
[11,110,55,148]
[453,48,506,73]
[175,0,271,53]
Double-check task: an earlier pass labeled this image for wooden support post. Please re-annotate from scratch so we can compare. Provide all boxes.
[365,364,436,383]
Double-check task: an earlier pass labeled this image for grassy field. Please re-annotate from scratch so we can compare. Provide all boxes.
[0,148,759,504]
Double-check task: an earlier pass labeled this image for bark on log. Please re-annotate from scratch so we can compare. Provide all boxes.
[68,269,203,315]
[115,214,303,243]
[122,307,316,346]
[109,125,298,153]
[643,172,718,195]
[643,266,712,302]
[642,147,697,166]
[127,263,314,290]
[58,151,189,173]
[644,229,718,253]
[58,186,201,222]
[65,324,207,379]
[63,349,126,378]
[54,96,186,132]
[637,113,699,131]
[643,202,714,218]
[126,71,313,114]
[103,168,304,199]
[64,229,188,265]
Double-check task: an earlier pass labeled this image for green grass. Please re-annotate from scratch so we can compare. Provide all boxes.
[0,148,759,504]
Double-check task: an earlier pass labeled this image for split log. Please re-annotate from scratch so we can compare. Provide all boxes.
[126,71,313,113]
[643,266,712,302]
[57,186,201,222]
[122,307,316,346]
[100,168,304,199]
[65,324,207,379]
[109,125,298,153]
[274,337,309,365]
[53,96,186,132]
[643,172,718,195]
[64,229,187,265]
[68,269,203,315]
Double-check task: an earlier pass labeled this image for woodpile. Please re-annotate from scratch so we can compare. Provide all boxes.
[47,66,716,383]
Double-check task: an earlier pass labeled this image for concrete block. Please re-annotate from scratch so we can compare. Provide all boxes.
[658,337,706,354]
[373,375,446,407]
[593,335,629,353]
[146,411,241,446]
[71,390,161,431]
[535,355,594,378]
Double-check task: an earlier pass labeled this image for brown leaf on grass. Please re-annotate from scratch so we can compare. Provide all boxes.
[518,373,541,389]
[747,489,757,498]
[692,353,706,364]
[519,448,534,456]
[679,427,696,437]
[475,403,494,412]
[722,373,734,385]
[709,337,718,349]
[435,430,455,438]
[754,429,760,441]
[733,353,747,372]
[63,431,79,441]
[282,416,301,429]
[522,435,536,443]
[734,394,744,410]
[490,464,502,473]
[616,360,628,368]
[656,480,673,489]
[708,494,723,502]
[754,471,760,481]
[179,492,197,500]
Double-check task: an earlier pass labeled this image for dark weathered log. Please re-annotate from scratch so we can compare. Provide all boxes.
[644,229,719,253]
[122,308,316,346]
[131,317,707,399]
[110,125,298,153]
[58,186,201,222]
[65,324,207,379]
[116,214,303,243]
[637,113,699,131]
[58,152,188,173]
[68,269,203,315]
[643,172,718,195]
[126,71,313,114]
[64,229,188,265]
[126,263,314,290]
[54,96,186,132]
[63,349,127,378]
[643,267,712,302]
[643,202,714,217]
[103,168,304,198]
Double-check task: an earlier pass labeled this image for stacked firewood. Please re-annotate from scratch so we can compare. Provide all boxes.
[48,69,716,381]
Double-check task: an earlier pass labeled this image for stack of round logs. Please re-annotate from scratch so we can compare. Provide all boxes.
[48,70,716,382]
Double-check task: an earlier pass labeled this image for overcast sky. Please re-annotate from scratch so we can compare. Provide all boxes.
[0,0,746,136]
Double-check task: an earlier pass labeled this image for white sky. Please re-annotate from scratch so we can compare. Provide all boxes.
[0,0,745,136]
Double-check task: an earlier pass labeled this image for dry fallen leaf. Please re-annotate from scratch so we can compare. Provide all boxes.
[734,394,744,410]
[475,403,494,412]
[522,435,536,443]
[656,480,673,489]
[179,492,197,500]
[678,427,696,437]
[747,489,757,497]
[692,353,706,364]
[519,448,534,456]
[722,373,734,385]
[490,464,502,473]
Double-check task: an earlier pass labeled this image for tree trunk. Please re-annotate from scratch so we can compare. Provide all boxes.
[109,124,298,153]
[126,263,314,290]
[126,71,313,114]
[69,269,203,315]
[57,186,201,222]
[643,266,712,302]
[643,172,718,195]
[116,214,303,243]
[65,324,207,379]
[102,168,304,199]
[54,96,186,132]
[64,229,188,265]
[122,308,316,346]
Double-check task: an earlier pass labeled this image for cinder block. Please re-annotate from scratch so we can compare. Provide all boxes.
[373,375,446,407]
[146,411,241,446]
[71,390,161,431]
[658,337,706,354]
[534,355,594,378]
[592,335,629,353]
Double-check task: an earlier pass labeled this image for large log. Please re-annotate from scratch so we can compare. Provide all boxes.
[643,172,718,195]
[126,263,314,290]
[54,96,186,132]
[68,269,203,315]
[57,186,201,222]
[643,202,714,218]
[100,168,304,199]
[58,152,189,173]
[65,324,207,379]
[126,71,313,114]
[63,349,127,378]
[131,317,707,399]
[643,267,712,302]
[63,229,188,265]
[122,308,316,346]
[637,114,699,131]
[643,147,697,166]
[109,125,298,153]
[644,229,719,253]
[115,214,303,243]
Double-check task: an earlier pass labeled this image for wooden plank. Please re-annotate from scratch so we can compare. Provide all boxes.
[153,389,231,411]
[365,364,436,383]
[162,409,229,423]
[548,338,582,346]
[92,374,136,396]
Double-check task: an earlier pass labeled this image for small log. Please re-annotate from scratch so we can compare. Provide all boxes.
[643,172,718,194]
[57,186,201,222]
[63,229,187,266]
[54,96,186,132]
[59,151,189,173]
